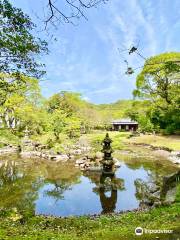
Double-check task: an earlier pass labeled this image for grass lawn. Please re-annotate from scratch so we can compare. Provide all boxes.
[125,134,180,151]
[83,131,180,151]
[0,201,179,240]
[84,131,130,151]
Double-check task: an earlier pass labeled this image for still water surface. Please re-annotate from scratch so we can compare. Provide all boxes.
[0,154,178,216]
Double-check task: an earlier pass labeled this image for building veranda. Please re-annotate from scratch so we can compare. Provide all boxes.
[111,118,138,131]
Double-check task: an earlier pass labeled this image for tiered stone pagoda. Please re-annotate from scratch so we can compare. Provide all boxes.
[101,133,115,174]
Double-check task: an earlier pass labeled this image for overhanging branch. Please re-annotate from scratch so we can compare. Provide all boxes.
[45,0,108,28]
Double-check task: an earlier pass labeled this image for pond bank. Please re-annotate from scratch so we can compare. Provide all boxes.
[0,132,180,167]
[118,142,180,167]
[0,132,180,239]
[0,201,180,239]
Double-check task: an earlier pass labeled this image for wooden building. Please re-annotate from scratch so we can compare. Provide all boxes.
[111,119,138,131]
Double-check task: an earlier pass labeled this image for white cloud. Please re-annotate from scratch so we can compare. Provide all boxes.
[34,0,180,103]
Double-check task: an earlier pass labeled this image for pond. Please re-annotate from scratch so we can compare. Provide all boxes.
[0,154,179,217]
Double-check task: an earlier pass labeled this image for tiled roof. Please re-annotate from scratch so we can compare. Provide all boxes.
[111,118,138,124]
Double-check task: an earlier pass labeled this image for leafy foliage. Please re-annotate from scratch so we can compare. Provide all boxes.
[0,0,47,77]
[133,52,180,133]
[0,0,47,105]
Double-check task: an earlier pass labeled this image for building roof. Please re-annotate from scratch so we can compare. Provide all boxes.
[111,118,138,125]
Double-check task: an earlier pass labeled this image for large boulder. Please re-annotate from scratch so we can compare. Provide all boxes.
[169,151,180,165]
[76,158,86,165]
[165,187,177,204]
[114,161,121,168]
[0,146,18,155]
[153,149,170,158]
[20,151,37,158]
[70,149,82,155]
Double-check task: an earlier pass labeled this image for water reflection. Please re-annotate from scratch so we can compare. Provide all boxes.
[0,156,179,216]
[44,163,81,202]
[98,173,124,214]
[84,171,125,214]
[0,159,43,216]
[135,170,180,208]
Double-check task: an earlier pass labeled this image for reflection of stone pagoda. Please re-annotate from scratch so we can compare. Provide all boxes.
[101,133,115,174]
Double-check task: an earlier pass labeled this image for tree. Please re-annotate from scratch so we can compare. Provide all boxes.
[133,52,180,104]
[0,0,47,104]
[125,100,154,132]
[133,52,180,133]
[0,74,48,134]
[64,116,81,138]
[50,109,67,140]
[46,92,81,116]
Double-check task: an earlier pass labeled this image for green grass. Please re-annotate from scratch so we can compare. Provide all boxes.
[85,131,130,151]
[83,131,180,152]
[0,202,179,240]
[175,184,180,202]
[125,134,180,151]
[0,184,179,240]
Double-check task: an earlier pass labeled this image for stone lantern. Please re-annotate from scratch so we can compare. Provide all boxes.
[101,133,115,174]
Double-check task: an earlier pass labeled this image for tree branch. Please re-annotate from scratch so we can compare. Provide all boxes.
[45,0,108,27]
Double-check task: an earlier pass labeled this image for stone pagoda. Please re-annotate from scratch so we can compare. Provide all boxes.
[101,133,115,174]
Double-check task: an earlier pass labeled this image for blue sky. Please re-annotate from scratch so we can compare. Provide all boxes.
[11,0,180,103]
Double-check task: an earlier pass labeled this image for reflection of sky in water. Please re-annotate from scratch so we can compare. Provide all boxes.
[115,164,148,211]
[35,163,149,216]
[36,176,102,216]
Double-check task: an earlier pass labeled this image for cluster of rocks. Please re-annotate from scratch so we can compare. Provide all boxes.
[20,137,92,162]
[132,142,180,167]
[20,150,71,162]
[153,150,180,167]
[133,142,172,152]
[147,185,178,207]
[138,170,180,209]
[75,151,121,171]
[0,145,19,155]
[68,145,91,155]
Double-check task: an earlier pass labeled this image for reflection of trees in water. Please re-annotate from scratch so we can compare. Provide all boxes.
[0,161,20,185]
[44,181,73,202]
[0,160,43,215]
[85,171,125,214]
[125,160,176,174]
[0,159,82,213]
[44,163,81,202]
[134,170,180,208]
[134,169,164,208]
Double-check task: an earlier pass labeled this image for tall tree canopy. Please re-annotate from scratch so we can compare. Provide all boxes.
[133,52,180,105]
[0,0,48,105]
[133,52,180,133]
[0,0,48,78]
